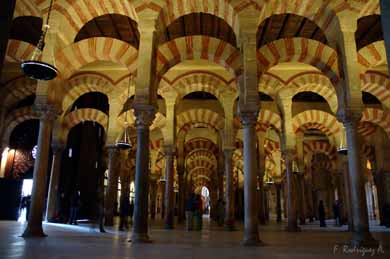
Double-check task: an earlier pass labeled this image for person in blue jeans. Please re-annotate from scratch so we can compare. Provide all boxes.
[185,193,195,231]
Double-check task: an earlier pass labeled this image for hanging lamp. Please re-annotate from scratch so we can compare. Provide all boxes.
[115,75,133,149]
[20,0,58,80]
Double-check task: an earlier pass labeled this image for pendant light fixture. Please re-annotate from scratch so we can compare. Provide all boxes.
[20,0,58,80]
[115,75,133,150]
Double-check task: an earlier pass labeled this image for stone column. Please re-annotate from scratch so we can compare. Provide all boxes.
[338,111,377,246]
[275,183,282,223]
[224,147,235,230]
[22,108,57,237]
[104,147,120,226]
[283,149,300,232]
[177,171,184,222]
[131,106,155,243]
[380,0,390,74]
[241,112,261,246]
[296,173,306,225]
[45,145,64,222]
[150,178,157,220]
[340,154,353,230]
[160,180,166,219]
[0,0,16,76]
[164,145,175,229]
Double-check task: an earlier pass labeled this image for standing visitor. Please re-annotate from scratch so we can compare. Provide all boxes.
[194,194,203,231]
[318,200,326,227]
[382,203,390,228]
[333,200,341,226]
[185,193,195,231]
[119,195,130,231]
[69,191,80,225]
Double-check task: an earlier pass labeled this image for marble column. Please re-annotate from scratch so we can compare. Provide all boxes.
[380,0,390,74]
[160,181,166,219]
[339,111,377,246]
[22,108,57,237]
[177,172,184,222]
[164,145,175,229]
[224,148,235,230]
[241,112,261,246]
[131,106,155,243]
[296,173,306,225]
[104,147,120,226]
[283,150,300,232]
[45,145,64,222]
[150,178,157,220]
[275,183,282,223]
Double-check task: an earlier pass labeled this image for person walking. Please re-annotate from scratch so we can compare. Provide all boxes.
[119,195,130,231]
[333,200,341,226]
[318,200,326,227]
[193,194,203,231]
[215,199,225,226]
[69,191,81,225]
[185,193,195,231]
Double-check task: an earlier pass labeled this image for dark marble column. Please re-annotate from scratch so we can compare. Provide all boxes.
[149,178,157,220]
[224,148,235,230]
[275,183,282,223]
[131,106,155,243]
[338,111,377,246]
[381,0,390,74]
[296,173,306,225]
[177,171,184,222]
[163,145,175,229]
[22,107,57,237]
[240,111,261,246]
[45,145,64,222]
[283,149,300,232]
[104,147,120,226]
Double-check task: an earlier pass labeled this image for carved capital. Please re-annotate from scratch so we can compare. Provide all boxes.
[239,111,258,127]
[336,108,361,127]
[34,105,59,121]
[134,105,156,129]
[51,145,65,155]
[163,145,175,157]
[282,149,295,160]
[223,147,235,159]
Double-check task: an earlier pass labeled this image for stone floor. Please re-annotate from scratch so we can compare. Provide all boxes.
[1,218,389,259]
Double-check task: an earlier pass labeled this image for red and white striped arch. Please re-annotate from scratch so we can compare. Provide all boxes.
[257,109,282,133]
[55,37,138,79]
[361,72,390,109]
[177,108,224,133]
[257,38,340,84]
[63,73,115,112]
[2,107,38,145]
[257,0,341,43]
[186,149,217,164]
[356,0,381,17]
[184,138,219,156]
[292,110,342,137]
[154,0,239,35]
[61,108,108,140]
[0,77,37,111]
[52,0,138,44]
[288,72,338,113]
[156,36,242,79]
[358,40,386,69]
[6,40,35,63]
[361,108,390,137]
[14,0,41,18]
[187,159,216,172]
[258,73,284,97]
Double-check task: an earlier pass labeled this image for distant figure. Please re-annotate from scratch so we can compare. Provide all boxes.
[119,195,130,231]
[382,203,390,228]
[69,191,81,225]
[216,199,225,227]
[193,194,203,231]
[185,193,195,231]
[333,200,341,226]
[129,200,134,223]
[318,200,326,227]
[21,195,31,221]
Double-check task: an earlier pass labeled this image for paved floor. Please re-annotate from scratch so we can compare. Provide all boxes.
[0,218,389,259]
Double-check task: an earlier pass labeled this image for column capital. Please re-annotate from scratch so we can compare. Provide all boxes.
[134,105,156,129]
[239,111,258,127]
[223,147,235,158]
[336,108,362,126]
[51,144,64,154]
[34,105,59,121]
[163,145,175,156]
[282,149,295,160]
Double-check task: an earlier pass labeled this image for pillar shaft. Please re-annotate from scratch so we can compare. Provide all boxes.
[224,148,235,230]
[131,106,155,243]
[104,148,120,226]
[164,146,175,229]
[241,112,260,245]
[150,179,157,220]
[177,172,184,222]
[284,150,299,232]
[276,183,282,222]
[296,174,306,225]
[22,109,56,237]
[45,146,64,222]
[0,0,16,76]
[343,117,377,246]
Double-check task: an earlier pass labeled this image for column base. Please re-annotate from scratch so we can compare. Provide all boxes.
[224,223,236,231]
[129,233,152,244]
[350,232,378,248]
[285,224,301,232]
[241,236,263,246]
[21,225,47,238]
